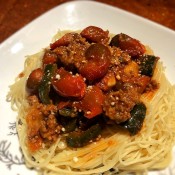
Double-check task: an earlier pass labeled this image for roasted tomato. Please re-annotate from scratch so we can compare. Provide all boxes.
[42,50,58,65]
[80,26,109,44]
[50,33,80,50]
[110,33,145,57]
[81,86,105,119]
[78,43,111,81]
[57,101,71,110]
[52,68,86,98]
[96,72,116,91]
[26,68,43,93]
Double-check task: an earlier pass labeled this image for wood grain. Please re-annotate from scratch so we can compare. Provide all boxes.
[0,0,174,43]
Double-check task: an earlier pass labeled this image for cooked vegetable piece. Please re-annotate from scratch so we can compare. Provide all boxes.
[79,43,110,81]
[26,68,43,92]
[78,115,105,131]
[80,26,109,44]
[96,72,116,91]
[81,86,105,119]
[66,124,102,148]
[43,50,58,65]
[57,101,71,110]
[58,113,77,133]
[50,33,80,50]
[59,108,77,118]
[123,61,139,77]
[134,75,150,93]
[138,55,158,76]
[38,64,57,104]
[110,33,145,57]
[52,68,86,98]
[122,103,146,135]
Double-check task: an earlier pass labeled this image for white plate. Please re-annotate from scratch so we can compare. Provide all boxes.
[0,1,175,175]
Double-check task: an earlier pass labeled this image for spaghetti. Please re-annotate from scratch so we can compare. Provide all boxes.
[7,26,175,175]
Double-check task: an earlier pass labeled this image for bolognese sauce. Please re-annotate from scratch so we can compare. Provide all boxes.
[26,26,159,152]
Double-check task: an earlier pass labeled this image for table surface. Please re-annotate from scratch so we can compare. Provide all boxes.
[0,0,175,43]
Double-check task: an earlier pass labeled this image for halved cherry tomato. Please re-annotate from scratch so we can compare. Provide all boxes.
[43,50,58,65]
[110,33,145,57]
[52,68,86,98]
[80,26,109,44]
[50,33,79,50]
[78,43,111,81]
[81,86,105,119]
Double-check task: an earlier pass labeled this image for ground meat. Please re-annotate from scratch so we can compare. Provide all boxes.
[53,33,90,70]
[145,79,159,92]
[26,95,61,150]
[109,46,131,66]
[40,114,61,142]
[103,88,140,123]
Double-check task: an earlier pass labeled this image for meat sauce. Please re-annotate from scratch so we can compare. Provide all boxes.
[26,26,159,152]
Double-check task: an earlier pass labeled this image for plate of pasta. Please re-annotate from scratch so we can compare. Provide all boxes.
[0,1,175,175]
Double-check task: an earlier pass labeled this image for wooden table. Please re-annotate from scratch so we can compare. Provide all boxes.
[0,0,175,43]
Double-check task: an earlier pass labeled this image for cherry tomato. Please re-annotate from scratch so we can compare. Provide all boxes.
[78,43,111,81]
[80,26,109,44]
[50,33,79,50]
[52,68,86,98]
[43,50,58,65]
[110,33,145,57]
[26,68,43,92]
[81,86,105,119]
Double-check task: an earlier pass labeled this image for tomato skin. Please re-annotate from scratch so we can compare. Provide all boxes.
[81,86,105,119]
[85,43,110,61]
[110,33,145,57]
[80,26,109,44]
[50,33,79,50]
[79,43,111,81]
[43,51,58,65]
[79,60,109,82]
[96,72,116,91]
[52,68,86,98]
[57,101,71,110]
